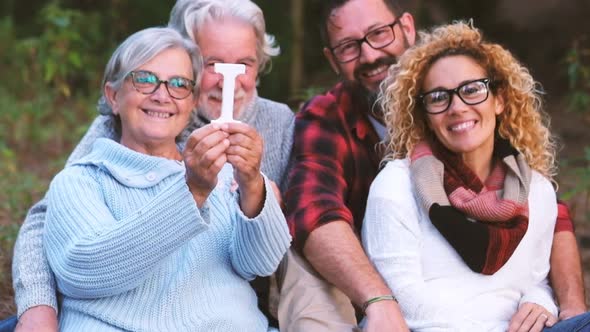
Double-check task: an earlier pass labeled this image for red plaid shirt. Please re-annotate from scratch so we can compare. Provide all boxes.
[284,82,574,252]
[285,82,384,251]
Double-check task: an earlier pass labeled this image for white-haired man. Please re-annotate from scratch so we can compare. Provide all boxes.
[11,1,293,331]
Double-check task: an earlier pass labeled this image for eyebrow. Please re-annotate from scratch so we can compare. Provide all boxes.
[203,56,222,63]
[239,57,258,65]
[331,21,394,47]
[203,56,258,65]
[423,78,486,93]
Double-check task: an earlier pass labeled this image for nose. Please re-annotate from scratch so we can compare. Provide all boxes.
[215,73,244,95]
[215,72,225,89]
[150,83,172,103]
[359,41,381,64]
[447,92,467,114]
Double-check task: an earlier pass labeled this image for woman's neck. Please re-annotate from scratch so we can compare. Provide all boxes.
[462,153,493,182]
[120,138,182,161]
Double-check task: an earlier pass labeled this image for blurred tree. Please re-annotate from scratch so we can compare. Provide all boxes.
[290,0,304,99]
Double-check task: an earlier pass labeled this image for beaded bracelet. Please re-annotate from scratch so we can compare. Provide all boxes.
[362,295,398,313]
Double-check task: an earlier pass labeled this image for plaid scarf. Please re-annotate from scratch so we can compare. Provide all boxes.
[410,138,531,275]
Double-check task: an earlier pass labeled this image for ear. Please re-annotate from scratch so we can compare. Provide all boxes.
[104,83,120,115]
[399,12,417,47]
[323,47,340,75]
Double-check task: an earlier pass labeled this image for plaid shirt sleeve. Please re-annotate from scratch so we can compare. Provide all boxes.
[284,93,355,252]
[555,199,575,233]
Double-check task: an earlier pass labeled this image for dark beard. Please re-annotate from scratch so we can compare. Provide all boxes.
[352,56,397,84]
[344,56,396,120]
[341,79,385,121]
[345,33,411,120]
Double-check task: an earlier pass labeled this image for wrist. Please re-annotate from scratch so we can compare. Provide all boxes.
[18,305,58,330]
[185,177,210,208]
[363,294,398,314]
[560,300,587,313]
[238,173,264,196]
[238,174,265,217]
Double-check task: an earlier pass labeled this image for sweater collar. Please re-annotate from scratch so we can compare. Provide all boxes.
[72,138,185,188]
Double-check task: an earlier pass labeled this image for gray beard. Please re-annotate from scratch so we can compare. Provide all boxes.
[184,90,259,137]
[197,89,258,123]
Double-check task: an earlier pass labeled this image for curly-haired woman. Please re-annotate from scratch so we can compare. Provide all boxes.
[362,21,590,332]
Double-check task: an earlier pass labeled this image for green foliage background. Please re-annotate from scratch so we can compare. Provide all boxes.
[0,0,588,318]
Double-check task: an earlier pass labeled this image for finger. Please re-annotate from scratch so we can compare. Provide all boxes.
[194,130,229,154]
[226,132,251,150]
[517,305,548,332]
[194,138,230,171]
[227,153,256,175]
[207,151,228,176]
[508,303,534,332]
[184,123,223,152]
[225,141,260,160]
[529,313,548,332]
[224,123,263,146]
[227,134,262,162]
[545,313,558,327]
[184,133,228,173]
[221,121,252,135]
[185,129,228,162]
[185,149,227,192]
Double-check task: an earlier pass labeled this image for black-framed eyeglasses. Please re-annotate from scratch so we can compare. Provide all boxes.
[128,70,196,100]
[329,16,404,63]
[418,78,492,114]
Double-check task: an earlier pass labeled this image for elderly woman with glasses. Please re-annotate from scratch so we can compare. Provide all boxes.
[362,21,590,332]
[42,26,290,331]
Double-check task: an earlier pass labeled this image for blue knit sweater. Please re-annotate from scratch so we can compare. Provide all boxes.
[43,138,291,331]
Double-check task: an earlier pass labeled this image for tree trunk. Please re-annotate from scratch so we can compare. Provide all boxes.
[289,0,304,99]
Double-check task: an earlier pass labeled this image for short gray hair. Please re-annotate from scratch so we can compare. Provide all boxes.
[168,0,279,74]
[97,26,202,115]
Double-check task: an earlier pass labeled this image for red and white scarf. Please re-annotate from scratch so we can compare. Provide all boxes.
[410,138,531,275]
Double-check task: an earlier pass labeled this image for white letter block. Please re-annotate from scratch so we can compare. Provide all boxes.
[211,63,246,123]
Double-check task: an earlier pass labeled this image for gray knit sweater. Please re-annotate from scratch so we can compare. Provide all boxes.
[12,96,295,317]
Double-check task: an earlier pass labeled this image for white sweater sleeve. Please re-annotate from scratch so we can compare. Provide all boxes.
[362,161,459,330]
[519,173,558,316]
[520,278,558,316]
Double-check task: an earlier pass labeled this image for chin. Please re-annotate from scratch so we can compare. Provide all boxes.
[198,107,220,121]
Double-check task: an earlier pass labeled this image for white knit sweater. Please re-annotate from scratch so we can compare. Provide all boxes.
[44,138,291,331]
[362,158,557,332]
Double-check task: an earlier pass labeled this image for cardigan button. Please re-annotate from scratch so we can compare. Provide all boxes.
[146,172,157,181]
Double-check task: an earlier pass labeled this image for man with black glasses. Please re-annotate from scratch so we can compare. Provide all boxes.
[279,0,586,331]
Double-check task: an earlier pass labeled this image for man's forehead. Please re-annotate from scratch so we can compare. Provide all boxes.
[326,0,395,41]
[197,19,258,63]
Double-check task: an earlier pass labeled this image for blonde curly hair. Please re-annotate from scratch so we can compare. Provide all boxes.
[380,21,558,180]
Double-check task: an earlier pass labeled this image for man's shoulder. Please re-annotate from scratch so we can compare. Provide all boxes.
[298,83,347,118]
[253,97,294,124]
[256,97,293,115]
